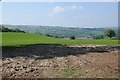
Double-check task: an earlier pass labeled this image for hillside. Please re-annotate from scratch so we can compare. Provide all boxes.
[2,25,118,38]
[2,32,61,46]
[2,32,118,46]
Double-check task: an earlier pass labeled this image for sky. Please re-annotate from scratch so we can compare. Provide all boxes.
[2,0,119,2]
[0,2,118,28]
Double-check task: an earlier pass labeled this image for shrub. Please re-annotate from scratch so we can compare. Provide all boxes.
[54,36,58,38]
[111,37,119,40]
[46,34,53,37]
[69,36,75,40]
[93,35,104,39]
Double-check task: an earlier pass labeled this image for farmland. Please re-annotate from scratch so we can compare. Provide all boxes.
[1,32,119,78]
[1,32,118,46]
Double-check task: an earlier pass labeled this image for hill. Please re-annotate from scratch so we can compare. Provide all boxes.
[2,25,118,38]
[0,26,25,33]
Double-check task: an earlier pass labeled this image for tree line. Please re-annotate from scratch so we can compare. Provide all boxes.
[44,29,117,40]
[0,26,25,33]
[93,29,117,39]
[0,26,118,40]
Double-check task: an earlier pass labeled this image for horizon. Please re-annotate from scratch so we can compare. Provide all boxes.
[1,24,118,29]
[1,2,118,28]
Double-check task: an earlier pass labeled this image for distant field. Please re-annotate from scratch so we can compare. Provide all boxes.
[1,32,118,46]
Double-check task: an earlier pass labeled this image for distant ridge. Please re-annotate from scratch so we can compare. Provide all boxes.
[1,24,118,38]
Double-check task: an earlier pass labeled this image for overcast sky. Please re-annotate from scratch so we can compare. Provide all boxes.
[1,2,118,28]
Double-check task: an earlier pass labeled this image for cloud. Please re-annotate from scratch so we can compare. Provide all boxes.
[66,5,83,10]
[48,0,56,2]
[53,6,65,13]
[48,5,83,16]
[73,15,97,19]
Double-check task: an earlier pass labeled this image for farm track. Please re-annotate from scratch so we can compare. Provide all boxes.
[2,45,119,78]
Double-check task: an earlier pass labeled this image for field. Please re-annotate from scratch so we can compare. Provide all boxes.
[2,43,119,78]
[2,32,119,78]
[1,32,118,46]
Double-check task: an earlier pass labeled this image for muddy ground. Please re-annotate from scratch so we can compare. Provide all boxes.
[2,44,119,78]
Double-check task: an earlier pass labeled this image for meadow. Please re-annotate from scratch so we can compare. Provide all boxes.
[1,32,118,46]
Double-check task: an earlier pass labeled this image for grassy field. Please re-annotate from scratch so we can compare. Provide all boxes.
[1,32,118,46]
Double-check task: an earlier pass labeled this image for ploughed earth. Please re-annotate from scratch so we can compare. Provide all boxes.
[2,44,119,78]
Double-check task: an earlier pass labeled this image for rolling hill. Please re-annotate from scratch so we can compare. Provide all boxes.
[2,25,118,38]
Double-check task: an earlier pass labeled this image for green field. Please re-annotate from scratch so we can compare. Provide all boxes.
[1,32,118,46]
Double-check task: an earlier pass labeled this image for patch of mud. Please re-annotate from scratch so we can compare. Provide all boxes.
[2,44,119,59]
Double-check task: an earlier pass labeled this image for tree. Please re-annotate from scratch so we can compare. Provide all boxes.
[54,35,58,38]
[46,34,53,37]
[1,26,9,32]
[105,29,116,38]
[93,35,104,39]
[69,36,75,40]
[14,28,21,32]
[0,26,25,33]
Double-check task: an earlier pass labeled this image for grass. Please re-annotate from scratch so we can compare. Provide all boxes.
[1,32,119,46]
[60,66,85,78]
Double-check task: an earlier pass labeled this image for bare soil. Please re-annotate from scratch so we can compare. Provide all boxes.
[2,45,119,78]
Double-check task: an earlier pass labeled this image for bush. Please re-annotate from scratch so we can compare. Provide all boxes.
[93,35,104,39]
[46,34,53,37]
[111,37,119,40]
[69,36,75,40]
[54,36,58,38]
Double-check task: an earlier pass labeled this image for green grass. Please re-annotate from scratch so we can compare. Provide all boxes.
[60,66,85,78]
[1,32,119,46]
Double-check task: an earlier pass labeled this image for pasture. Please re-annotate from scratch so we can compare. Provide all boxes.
[1,32,118,46]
